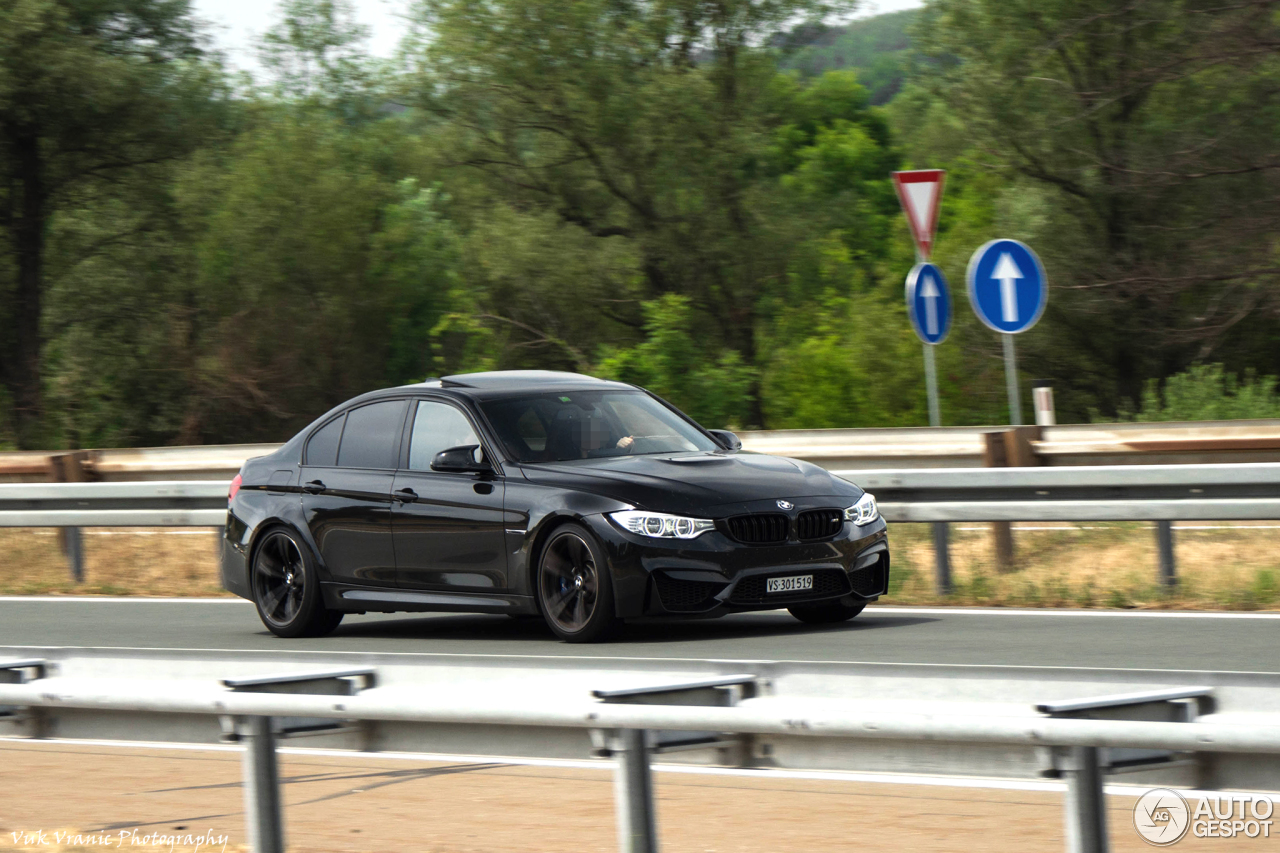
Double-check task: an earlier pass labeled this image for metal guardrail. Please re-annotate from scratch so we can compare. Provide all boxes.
[4,419,1280,484]
[742,419,1280,469]
[0,481,227,528]
[3,463,1275,526]
[841,462,1280,522]
[1,659,1276,853]
[834,462,1280,593]
[3,462,1277,588]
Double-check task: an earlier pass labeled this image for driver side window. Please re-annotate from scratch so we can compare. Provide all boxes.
[408,401,481,472]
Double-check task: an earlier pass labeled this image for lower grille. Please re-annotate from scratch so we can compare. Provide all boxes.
[849,559,888,597]
[653,573,725,612]
[729,569,851,606]
[797,508,843,541]
[724,513,790,545]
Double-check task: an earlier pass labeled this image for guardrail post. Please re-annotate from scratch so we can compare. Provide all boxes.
[932,522,951,595]
[594,677,759,853]
[1156,521,1176,587]
[64,527,85,583]
[983,432,1016,572]
[1040,687,1213,853]
[1062,746,1108,853]
[48,451,94,583]
[240,716,285,853]
[613,729,658,853]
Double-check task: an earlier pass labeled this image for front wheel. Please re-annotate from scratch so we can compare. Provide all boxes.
[536,524,620,643]
[788,598,866,625]
[251,527,343,638]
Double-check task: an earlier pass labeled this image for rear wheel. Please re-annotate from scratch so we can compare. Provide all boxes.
[251,527,343,638]
[788,598,866,625]
[536,524,619,643]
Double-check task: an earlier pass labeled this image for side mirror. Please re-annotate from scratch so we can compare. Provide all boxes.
[431,444,492,474]
[708,429,742,452]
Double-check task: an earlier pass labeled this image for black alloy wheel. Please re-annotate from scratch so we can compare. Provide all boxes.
[251,528,343,638]
[788,598,867,625]
[537,524,619,642]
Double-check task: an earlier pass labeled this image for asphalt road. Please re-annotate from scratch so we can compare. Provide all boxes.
[1,598,1277,672]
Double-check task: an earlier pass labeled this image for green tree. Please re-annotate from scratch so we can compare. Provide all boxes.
[43,1,461,446]
[259,0,373,106]
[0,0,221,445]
[1105,364,1280,422]
[912,0,1280,417]
[409,0,866,425]
[597,294,755,427]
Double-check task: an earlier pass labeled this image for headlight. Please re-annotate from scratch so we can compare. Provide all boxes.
[844,493,879,526]
[609,510,715,540]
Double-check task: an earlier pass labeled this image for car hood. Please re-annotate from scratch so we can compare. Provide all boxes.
[516,452,861,516]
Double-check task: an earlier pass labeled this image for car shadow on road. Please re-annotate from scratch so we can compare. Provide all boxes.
[617,612,939,644]
[326,609,939,645]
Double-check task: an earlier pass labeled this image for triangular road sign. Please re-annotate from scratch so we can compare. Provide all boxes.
[892,169,946,260]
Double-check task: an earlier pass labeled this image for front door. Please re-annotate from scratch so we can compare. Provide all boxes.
[299,399,407,587]
[392,399,508,591]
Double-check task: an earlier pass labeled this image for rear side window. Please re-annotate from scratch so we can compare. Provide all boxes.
[305,415,344,467]
[336,400,407,469]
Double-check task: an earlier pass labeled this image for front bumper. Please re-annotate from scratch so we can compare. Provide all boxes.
[583,505,890,618]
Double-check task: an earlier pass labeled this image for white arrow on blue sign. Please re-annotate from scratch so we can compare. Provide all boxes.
[965,239,1047,334]
[905,262,951,345]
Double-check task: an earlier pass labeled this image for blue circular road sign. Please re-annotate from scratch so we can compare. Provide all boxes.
[965,239,1047,334]
[905,263,951,345]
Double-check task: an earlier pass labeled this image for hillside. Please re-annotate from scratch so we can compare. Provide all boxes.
[777,9,918,105]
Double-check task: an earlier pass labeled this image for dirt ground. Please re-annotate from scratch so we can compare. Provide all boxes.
[2,522,1279,611]
[0,741,1273,852]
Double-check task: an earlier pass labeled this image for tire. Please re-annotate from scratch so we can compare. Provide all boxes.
[788,598,867,625]
[250,526,344,638]
[536,523,620,643]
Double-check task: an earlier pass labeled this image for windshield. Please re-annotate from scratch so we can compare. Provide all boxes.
[480,391,719,463]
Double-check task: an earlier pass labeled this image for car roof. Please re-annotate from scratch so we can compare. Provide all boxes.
[432,370,635,399]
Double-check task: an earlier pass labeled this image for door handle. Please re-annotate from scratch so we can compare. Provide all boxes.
[394,487,419,503]
[302,480,325,494]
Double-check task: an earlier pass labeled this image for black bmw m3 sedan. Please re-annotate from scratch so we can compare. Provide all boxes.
[221,371,890,642]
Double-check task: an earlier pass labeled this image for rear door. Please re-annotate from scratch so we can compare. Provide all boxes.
[392,399,509,591]
[299,399,407,587]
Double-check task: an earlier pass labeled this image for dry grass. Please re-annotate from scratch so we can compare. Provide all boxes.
[1,524,1278,610]
[889,522,1280,610]
[0,529,230,597]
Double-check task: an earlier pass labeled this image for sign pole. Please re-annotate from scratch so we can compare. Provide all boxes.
[910,248,949,594]
[915,248,942,429]
[1002,333,1022,426]
[924,335,949,595]
[923,344,941,428]
[895,170,952,596]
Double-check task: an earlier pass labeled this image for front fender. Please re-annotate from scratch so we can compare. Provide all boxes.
[505,480,633,601]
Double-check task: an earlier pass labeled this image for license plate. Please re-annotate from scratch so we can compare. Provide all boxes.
[766,574,813,594]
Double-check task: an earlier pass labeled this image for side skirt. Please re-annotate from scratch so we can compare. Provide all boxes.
[320,583,539,616]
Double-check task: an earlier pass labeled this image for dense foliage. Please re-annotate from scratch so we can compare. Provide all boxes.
[1,0,1278,448]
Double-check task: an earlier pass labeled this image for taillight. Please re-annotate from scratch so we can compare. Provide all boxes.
[228,473,242,505]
